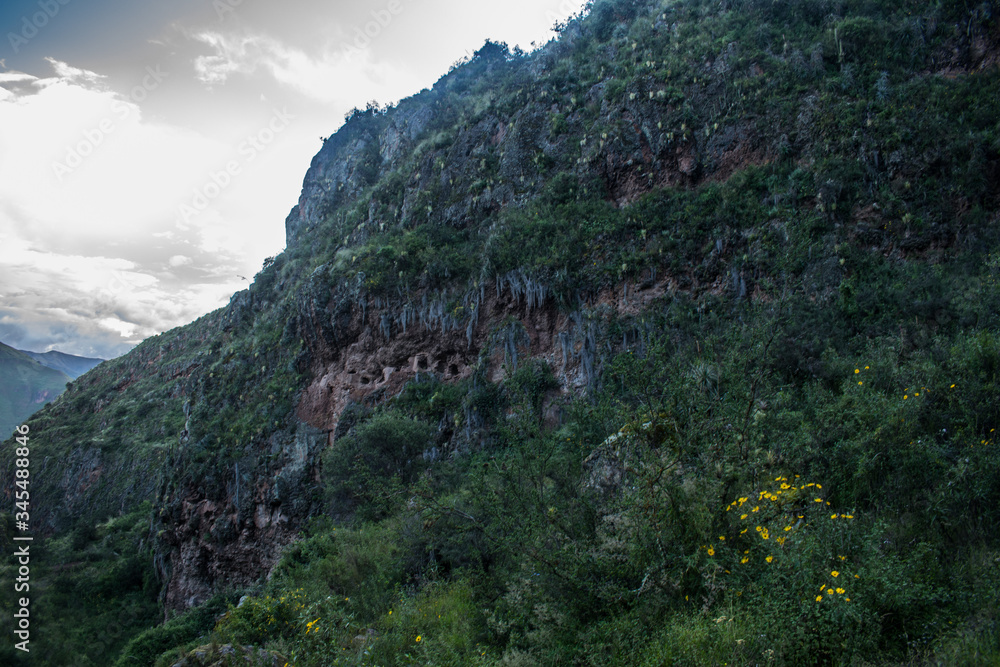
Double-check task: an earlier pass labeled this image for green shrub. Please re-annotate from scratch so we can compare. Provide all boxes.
[213,589,309,647]
[113,594,231,667]
[323,412,434,520]
[270,521,407,620]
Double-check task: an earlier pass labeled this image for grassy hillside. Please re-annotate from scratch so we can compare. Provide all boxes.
[0,342,70,440]
[3,0,1000,665]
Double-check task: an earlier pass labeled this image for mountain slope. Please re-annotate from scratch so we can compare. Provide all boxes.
[0,341,70,439]
[19,347,103,379]
[3,0,1000,665]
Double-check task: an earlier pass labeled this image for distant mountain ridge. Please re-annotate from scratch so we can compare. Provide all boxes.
[0,342,69,439]
[19,347,104,380]
[0,342,102,438]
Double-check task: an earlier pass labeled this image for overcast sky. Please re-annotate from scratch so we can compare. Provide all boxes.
[0,0,587,359]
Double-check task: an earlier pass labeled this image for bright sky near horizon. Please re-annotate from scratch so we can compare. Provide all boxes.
[0,0,588,359]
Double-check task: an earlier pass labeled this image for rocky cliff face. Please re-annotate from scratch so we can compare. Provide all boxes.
[158,423,327,611]
[292,268,684,439]
[283,39,780,253]
[270,36,783,467]
[7,0,999,624]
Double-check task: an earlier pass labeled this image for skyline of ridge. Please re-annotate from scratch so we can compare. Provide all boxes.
[0,0,587,359]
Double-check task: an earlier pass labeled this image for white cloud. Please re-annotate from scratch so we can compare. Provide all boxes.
[98,317,138,339]
[190,29,411,106]
[0,71,38,85]
[0,70,226,247]
[0,236,243,357]
[0,57,278,358]
[43,57,107,87]
[192,31,258,85]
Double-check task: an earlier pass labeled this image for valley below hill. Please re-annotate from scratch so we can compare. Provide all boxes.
[0,342,102,441]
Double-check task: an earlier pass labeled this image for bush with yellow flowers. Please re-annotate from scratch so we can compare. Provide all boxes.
[214,588,310,647]
[706,476,878,663]
[283,580,483,667]
[278,594,359,667]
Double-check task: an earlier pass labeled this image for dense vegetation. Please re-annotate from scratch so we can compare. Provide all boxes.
[3,0,1000,664]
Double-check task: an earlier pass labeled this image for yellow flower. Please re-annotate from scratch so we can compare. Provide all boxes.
[814,498,823,503]
[855,369,860,374]
[826,588,834,595]
[416,635,422,643]
[816,595,823,602]
[766,555,773,563]
[836,588,845,594]
[719,536,725,541]
[831,571,840,577]
[707,547,715,556]
[741,557,749,564]
[740,514,748,520]
[784,526,791,532]
[831,514,838,519]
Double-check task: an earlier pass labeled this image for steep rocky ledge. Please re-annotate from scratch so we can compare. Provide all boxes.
[284,39,779,254]
[295,271,692,439]
[158,423,326,611]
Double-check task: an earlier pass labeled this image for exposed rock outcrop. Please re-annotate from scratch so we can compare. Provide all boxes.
[158,423,328,611]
